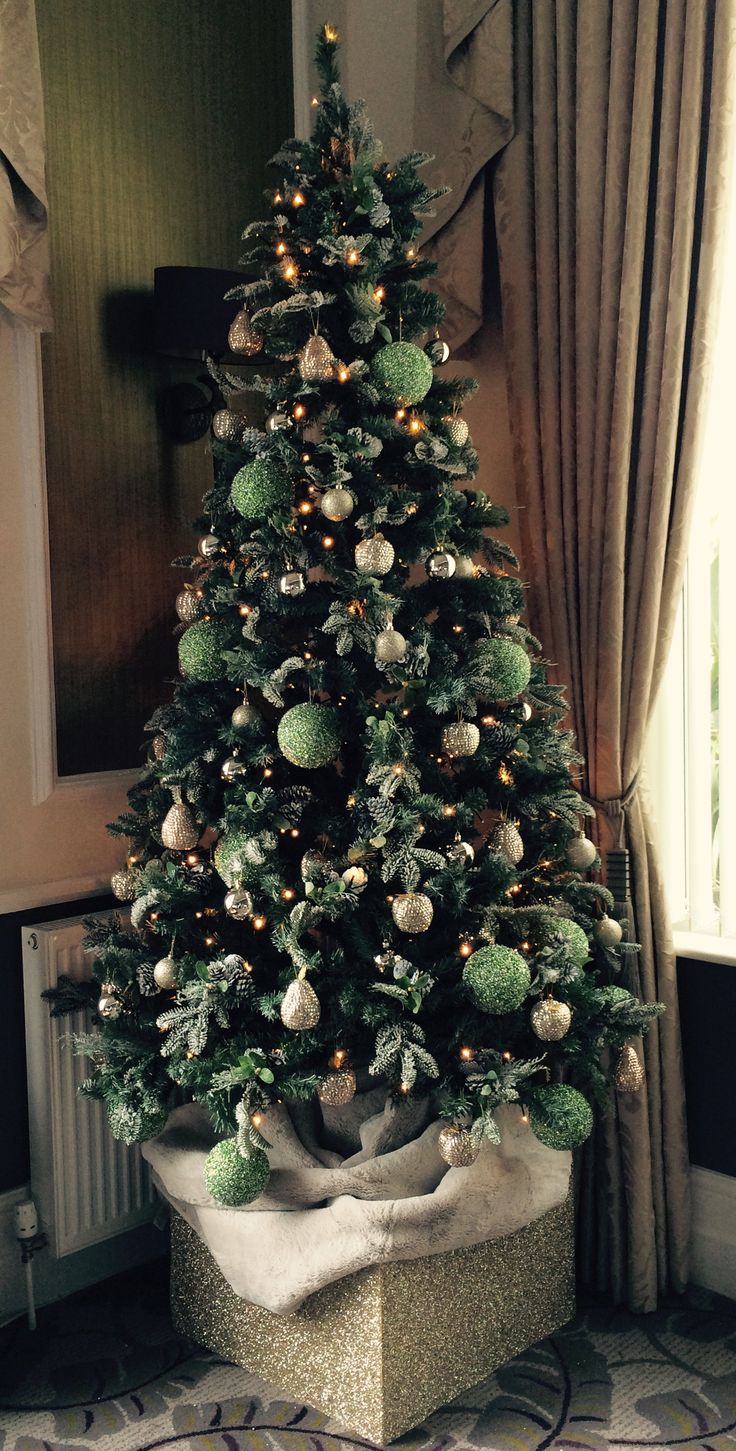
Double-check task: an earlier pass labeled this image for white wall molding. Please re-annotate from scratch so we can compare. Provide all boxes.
[690,1165,736,1301]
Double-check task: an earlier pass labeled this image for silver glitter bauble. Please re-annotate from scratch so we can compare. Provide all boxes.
[221,756,248,780]
[566,834,598,870]
[227,308,263,356]
[212,408,243,443]
[320,486,354,521]
[594,914,624,948]
[280,977,321,1030]
[443,416,469,447]
[231,702,260,727]
[265,411,291,433]
[438,1123,479,1167]
[426,550,457,579]
[298,333,336,381]
[615,1044,645,1092]
[111,868,139,901]
[425,336,450,365]
[224,886,254,920]
[490,820,524,865]
[454,555,475,578]
[318,1067,357,1105]
[161,797,199,851]
[447,835,475,867]
[375,627,407,663]
[98,989,122,1020]
[153,955,178,991]
[198,534,221,558]
[175,588,202,623]
[530,997,572,1041]
[442,720,480,758]
[392,892,433,933]
[341,865,368,891]
[355,534,395,576]
[279,570,307,597]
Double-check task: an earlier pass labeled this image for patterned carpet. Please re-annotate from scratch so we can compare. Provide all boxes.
[1,1259,735,1451]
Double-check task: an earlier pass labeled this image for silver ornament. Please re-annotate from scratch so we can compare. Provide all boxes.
[454,555,475,578]
[530,998,572,1041]
[615,1043,644,1092]
[221,756,248,780]
[161,794,199,851]
[298,333,336,382]
[153,955,178,991]
[212,409,243,443]
[375,626,407,663]
[374,946,396,973]
[442,720,480,758]
[320,486,354,521]
[566,833,598,870]
[281,977,321,1030]
[198,534,221,559]
[279,570,307,597]
[224,886,253,920]
[355,534,395,576]
[490,820,524,865]
[232,701,260,727]
[426,550,457,579]
[175,588,202,623]
[318,1067,357,1105]
[228,308,263,356]
[265,411,291,433]
[392,892,433,933]
[111,868,139,901]
[444,416,469,447]
[447,835,475,867]
[521,701,533,721]
[425,337,450,365]
[341,865,368,891]
[594,914,623,948]
[98,987,122,1020]
[438,1123,479,1167]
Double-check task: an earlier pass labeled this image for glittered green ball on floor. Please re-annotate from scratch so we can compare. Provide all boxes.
[370,341,434,406]
[231,458,291,519]
[214,830,256,887]
[473,637,531,700]
[204,1139,270,1206]
[277,702,341,768]
[107,1102,168,1145]
[463,944,531,1014]
[178,619,231,681]
[554,917,591,968]
[528,1084,594,1151]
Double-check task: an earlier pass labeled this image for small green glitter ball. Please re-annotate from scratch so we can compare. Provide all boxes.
[529,1084,594,1151]
[370,341,434,406]
[231,458,291,519]
[204,1139,271,1206]
[554,917,591,968]
[277,703,341,769]
[107,1102,168,1145]
[473,638,531,700]
[214,830,255,887]
[178,619,230,681]
[598,984,637,1010]
[463,944,531,1014]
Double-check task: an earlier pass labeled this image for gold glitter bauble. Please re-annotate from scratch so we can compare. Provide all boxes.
[391,892,433,933]
[566,833,597,870]
[594,914,624,948]
[375,627,407,663]
[232,701,260,728]
[212,408,243,443]
[298,333,336,382]
[615,1043,644,1092]
[111,868,139,901]
[490,820,524,865]
[438,1123,479,1167]
[161,795,199,851]
[153,955,178,991]
[442,721,480,758]
[175,588,202,624]
[355,534,395,576]
[228,308,263,356]
[318,1067,357,1105]
[444,416,469,447]
[281,977,321,1030]
[530,998,572,1041]
[320,486,354,521]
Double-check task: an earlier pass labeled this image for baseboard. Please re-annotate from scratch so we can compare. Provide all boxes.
[690,1165,736,1301]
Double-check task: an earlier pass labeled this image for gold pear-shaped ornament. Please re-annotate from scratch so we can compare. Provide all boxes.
[161,787,199,851]
[280,975,321,1030]
[615,1044,645,1093]
[298,333,336,381]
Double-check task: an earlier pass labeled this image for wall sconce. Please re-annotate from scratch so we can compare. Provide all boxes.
[154,266,254,443]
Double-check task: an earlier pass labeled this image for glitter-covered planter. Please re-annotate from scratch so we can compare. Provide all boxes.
[170,1192,575,1443]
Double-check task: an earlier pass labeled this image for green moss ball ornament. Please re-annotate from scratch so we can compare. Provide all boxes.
[554,917,591,968]
[231,458,291,520]
[370,341,434,406]
[178,619,230,681]
[528,1084,594,1151]
[277,703,341,769]
[463,944,531,1014]
[473,638,531,700]
[214,830,256,888]
[204,1139,271,1206]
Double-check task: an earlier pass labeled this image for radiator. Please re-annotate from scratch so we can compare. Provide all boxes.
[22,916,156,1258]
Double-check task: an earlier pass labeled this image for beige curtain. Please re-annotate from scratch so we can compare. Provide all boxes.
[0,0,51,328]
[416,0,736,1309]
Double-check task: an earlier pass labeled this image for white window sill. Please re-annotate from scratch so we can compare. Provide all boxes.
[673,929,736,966]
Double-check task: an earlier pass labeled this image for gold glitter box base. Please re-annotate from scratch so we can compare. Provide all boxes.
[170,1195,575,1444]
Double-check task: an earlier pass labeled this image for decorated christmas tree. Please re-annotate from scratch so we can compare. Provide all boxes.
[49,29,661,1208]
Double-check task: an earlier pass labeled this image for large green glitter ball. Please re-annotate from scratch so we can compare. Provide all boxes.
[473,638,531,700]
[231,457,291,519]
[204,1139,271,1206]
[178,619,230,681]
[214,830,256,887]
[554,917,591,968]
[528,1084,594,1151]
[107,1102,168,1146]
[463,944,531,1014]
[370,342,434,406]
[277,702,341,769]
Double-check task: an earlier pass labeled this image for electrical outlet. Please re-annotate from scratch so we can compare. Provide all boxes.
[14,1201,39,1240]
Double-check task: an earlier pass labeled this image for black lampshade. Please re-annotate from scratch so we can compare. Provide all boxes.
[154,265,250,357]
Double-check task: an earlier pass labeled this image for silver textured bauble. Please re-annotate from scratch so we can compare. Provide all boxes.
[442,720,480,758]
[615,1043,644,1092]
[392,892,433,933]
[530,997,572,1041]
[444,416,469,447]
[566,834,598,870]
[426,550,457,579]
[279,570,307,597]
[298,333,336,381]
[227,308,263,356]
[375,627,407,663]
[175,589,202,623]
[111,868,139,901]
[98,989,122,1020]
[447,835,475,867]
[221,756,248,780]
[320,486,354,521]
[425,337,450,365]
[198,534,221,558]
[153,956,178,991]
[454,555,475,578]
[231,701,260,728]
[341,865,368,891]
[212,409,243,443]
[161,799,199,851]
[490,820,524,865]
[265,411,291,433]
[355,534,395,576]
[594,914,623,948]
[438,1123,479,1167]
[318,1067,356,1106]
[280,977,321,1030]
[224,886,254,920]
